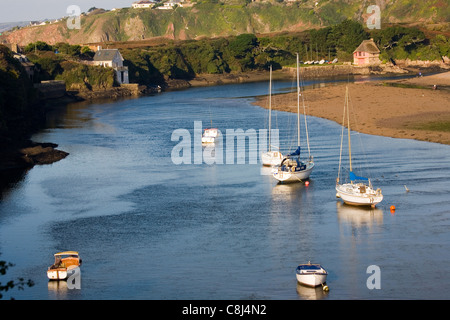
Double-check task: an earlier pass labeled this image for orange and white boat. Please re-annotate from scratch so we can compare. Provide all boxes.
[47,251,82,280]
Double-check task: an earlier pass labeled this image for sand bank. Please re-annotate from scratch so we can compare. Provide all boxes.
[253,71,450,145]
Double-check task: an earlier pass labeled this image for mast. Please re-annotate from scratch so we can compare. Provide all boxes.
[296,53,300,147]
[346,86,353,172]
[268,65,272,152]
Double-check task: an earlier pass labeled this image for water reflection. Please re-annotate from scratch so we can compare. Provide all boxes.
[336,201,384,229]
[296,282,329,300]
[271,181,309,202]
[47,280,81,300]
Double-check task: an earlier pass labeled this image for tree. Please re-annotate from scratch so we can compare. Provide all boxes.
[372,26,425,51]
[328,19,369,54]
[228,33,257,58]
[1,257,34,299]
[24,41,53,53]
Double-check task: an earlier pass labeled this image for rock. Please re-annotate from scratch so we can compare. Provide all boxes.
[19,142,69,166]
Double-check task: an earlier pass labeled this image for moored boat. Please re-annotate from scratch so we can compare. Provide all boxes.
[335,86,383,207]
[261,65,283,167]
[296,262,328,288]
[202,128,219,144]
[47,251,82,280]
[272,53,314,183]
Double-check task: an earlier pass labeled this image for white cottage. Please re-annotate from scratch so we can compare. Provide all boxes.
[132,0,156,8]
[93,48,129,84]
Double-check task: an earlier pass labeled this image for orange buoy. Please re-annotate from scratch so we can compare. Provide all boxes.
[305,181,310,186]
[390,205,396,212]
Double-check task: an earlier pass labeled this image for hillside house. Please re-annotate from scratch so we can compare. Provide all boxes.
[93,48,129,84]
[13,53,35,80]
[132,0,156,8]
[353,39,381,66]
[157,0,184,9]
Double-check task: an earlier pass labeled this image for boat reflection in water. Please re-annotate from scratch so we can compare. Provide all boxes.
[296,282,329,300]
[336,201,384,229]
[270,180,311,204]
[47,279,81,300]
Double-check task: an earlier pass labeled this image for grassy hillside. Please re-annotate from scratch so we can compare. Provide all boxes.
[2,1,449,46]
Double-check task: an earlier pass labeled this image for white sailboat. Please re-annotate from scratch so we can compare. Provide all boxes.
[335,86,383,207]
[202,108,219,144]
[272,53,314,183]
[261,65,283,167]
[202,128,219,144]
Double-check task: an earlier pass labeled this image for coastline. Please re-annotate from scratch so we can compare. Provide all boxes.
[252,71,450,145]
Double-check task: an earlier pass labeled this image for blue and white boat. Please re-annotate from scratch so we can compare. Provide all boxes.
[335,86,383,207]
[272,53,314,183]
[296,262,328,287]
[272,147,314,183]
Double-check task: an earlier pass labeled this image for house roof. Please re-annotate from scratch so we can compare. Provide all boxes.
[93,49,122,62]
[353,39,380,54]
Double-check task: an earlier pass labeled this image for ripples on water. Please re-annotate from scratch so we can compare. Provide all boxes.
[0,78,449,300]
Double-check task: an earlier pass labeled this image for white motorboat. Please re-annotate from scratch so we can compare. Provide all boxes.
[335,86,383,207]
[261,65,283,167]
[202,128,219,144]
[272,53,314,183]
[296,262,328,288]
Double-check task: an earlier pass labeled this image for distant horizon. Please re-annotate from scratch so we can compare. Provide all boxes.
[0,0,134,23]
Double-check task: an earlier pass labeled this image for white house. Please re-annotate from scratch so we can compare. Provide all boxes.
[132,0,156,8]
[93,48,129,84]
[157,0,183,9]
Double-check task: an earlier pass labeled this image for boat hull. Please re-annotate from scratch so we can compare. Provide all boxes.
[201,137,216,144]
[296,273,328,287]
[272,162,314,183]
[336,183,383,207]
[47,268,68,280]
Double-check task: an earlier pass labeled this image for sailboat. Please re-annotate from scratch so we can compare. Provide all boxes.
[335,86,383,207]
[261,65,283,167]
[202,128,219,144]
[202,108,219,144]
[272,53,314,183]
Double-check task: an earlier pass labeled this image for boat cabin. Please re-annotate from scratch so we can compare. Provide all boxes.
[49,251,81,269]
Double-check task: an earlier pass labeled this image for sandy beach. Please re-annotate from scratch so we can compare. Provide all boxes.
[253,71,450,145]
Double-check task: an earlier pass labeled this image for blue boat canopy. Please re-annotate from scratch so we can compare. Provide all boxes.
[349,171,368,181]
[287,146,301,157]
[297,264,322,271]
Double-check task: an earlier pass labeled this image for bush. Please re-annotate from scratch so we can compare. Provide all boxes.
[58,64,116,90]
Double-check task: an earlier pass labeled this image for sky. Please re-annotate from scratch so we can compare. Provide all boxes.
[0,0,135,23]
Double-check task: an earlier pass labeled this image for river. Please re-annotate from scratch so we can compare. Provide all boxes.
[0,76,449,300]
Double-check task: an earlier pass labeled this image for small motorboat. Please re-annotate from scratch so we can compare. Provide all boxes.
[296,262,328,288]
[47,251,82,280]
[202,128,219,144]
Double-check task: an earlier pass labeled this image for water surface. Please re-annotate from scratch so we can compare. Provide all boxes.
[0,78,449,300]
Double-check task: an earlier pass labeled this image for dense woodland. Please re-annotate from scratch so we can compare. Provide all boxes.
[18,20,450,88]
